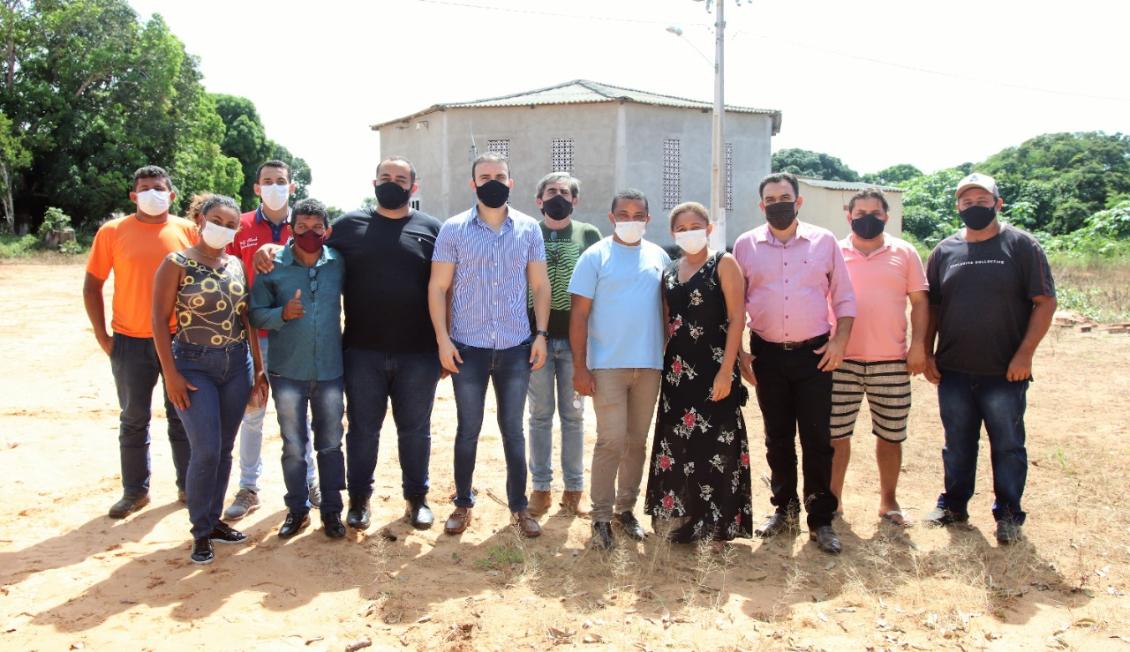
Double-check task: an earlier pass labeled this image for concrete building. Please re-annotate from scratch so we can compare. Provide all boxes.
[371,79,781,247]
[796,178,905,239]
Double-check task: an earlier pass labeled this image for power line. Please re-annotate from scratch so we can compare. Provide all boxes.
[415,0,709,27]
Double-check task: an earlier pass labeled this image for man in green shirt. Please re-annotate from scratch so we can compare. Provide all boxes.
[526,172,603,518]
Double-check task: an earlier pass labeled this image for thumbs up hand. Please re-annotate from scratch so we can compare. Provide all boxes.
[282,289,305,321]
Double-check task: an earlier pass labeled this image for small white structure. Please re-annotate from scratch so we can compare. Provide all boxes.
[796,178,905,238]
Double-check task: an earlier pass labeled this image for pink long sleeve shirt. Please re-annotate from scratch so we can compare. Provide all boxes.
[733,222,857,343]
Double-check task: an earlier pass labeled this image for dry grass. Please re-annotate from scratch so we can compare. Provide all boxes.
[1052,256,1130,322]
[2,263,1130,651]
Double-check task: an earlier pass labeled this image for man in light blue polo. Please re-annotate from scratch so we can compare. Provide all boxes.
[569,188,670,550]
[427,152,552,539]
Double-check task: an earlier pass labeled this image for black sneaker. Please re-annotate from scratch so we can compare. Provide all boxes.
[209,521,247,545]
[108,493,150,519]
[616,511,646,540]
[190,537,214,565]
[995,521,1023,545]
[924,507,969,527]
[323,512,347,539]
[591,521,615,550]
[278,511,310,539]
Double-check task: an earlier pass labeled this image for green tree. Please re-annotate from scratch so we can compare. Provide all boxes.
[900,167,965,248]
[771,148,859,181]
[862,163,922,186]
[0,110,30,232]
[214,93,311,210]
[980,131,1130,235]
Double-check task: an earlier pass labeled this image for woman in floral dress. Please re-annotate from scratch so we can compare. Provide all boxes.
[644,202,753,543]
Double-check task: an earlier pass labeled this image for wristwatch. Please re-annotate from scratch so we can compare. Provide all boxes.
[535,329,549,338]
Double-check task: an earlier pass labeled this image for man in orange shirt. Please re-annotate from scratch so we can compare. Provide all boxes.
[83,166,198,519]
[830,189,928,528]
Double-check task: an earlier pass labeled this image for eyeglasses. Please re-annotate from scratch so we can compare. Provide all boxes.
[308,266,318,294]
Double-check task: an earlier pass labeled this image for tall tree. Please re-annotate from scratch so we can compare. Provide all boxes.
[771,148,860,182]
[214,93,311,210]
[862,163,922,186]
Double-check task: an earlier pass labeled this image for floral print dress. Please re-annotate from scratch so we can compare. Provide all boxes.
[644,252,753,542]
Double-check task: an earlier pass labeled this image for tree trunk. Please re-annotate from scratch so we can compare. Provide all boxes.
[0,158,11,233]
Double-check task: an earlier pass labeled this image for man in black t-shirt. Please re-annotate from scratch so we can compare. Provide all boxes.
[255,156,442,532]
[922,173,1056,545]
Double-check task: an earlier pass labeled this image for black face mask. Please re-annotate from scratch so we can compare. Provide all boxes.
[764,201,797,231]
[375,181,411,210]
[541,194,573,221]
[476,179,510,208]
[851,213,886,240]
[959,205,997,231]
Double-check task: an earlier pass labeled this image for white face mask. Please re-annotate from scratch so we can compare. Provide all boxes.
[200,220,237,250]
[614,220,646,244]
[259,184,290,212]
[674,229,709,254]
[136,189,170,216]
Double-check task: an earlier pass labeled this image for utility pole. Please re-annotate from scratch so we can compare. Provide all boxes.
[710,0,726,250]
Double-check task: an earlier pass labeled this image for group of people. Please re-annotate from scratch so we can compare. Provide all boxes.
[83,153,1055,565]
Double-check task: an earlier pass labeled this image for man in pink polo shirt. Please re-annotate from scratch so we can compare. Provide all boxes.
[829,189,928,529]
[734,172,856,554]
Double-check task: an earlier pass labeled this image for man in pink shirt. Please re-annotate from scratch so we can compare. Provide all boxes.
[734,172,856,554]
[830,189,928,529]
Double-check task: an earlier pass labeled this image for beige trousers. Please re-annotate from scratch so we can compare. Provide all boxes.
[589,368,662,522]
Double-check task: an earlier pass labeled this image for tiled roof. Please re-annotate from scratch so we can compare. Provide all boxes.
[371,79,782,133]
[798,177,905,192]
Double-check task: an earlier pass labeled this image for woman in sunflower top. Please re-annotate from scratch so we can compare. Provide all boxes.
[153,194,268,565]
[644,202,753,545]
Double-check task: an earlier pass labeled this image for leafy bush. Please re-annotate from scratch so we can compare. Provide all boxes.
[37,206,72,239]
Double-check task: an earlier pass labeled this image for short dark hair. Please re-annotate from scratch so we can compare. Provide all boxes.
[758,172,799,198]
[198,194,241,220]
[256,159,291,183]
[291,198,330,227]
[847,188,889,213]
[536,172,580,199]
[610,188,649,214]
[471,152,509,179]
[377,156,417,184]
[132,165,172,192]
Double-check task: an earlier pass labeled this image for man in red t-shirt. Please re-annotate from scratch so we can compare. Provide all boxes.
[222,160,318,520]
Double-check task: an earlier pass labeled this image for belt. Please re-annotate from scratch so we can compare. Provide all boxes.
[756,334,828,351]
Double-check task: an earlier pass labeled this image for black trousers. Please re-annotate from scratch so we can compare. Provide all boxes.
[750,333,838,529]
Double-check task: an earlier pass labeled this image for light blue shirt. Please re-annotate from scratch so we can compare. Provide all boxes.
[432,204,547,349]
[568,237,670,370]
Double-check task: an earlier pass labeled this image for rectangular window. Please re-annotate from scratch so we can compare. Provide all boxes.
[410,198,421,211]
[551,138,574,173]
[663,138,681,210]
[487,138,510,160]
[725,142,734,211]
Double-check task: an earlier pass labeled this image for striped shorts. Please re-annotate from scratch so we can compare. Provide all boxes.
[830,359,911,443]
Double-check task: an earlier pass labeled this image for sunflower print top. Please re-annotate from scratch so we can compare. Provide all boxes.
[169,251,248,347]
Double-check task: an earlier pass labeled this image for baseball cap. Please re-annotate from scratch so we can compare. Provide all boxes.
[955,173,999,198]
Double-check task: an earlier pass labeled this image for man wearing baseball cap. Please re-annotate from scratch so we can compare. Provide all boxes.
[921,172,1056,544]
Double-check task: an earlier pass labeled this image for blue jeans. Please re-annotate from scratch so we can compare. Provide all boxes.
[935,369,1029,525]
[109,333,190,497]
[451,340,532,513]
[271,375,345,515]
[344,349,441,501]
[173,342,253,540]
[236,336,315,492]
[526,337,584,492]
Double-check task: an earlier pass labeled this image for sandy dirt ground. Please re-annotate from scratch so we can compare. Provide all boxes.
[1,262,1129,651]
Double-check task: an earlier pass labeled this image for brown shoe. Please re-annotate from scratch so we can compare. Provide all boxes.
[444,507,472,535]
[559,490,590,516]
[528,490,552,517]
[513,510,542,538]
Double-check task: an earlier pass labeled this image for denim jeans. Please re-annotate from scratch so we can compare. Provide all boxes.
[344,349,441,501]
[173,341,253,540]
[271,375,345,515]
[935,369,1029,525]
[526,337,585,492]
[236,336,315,492]
[109,333,191,497]
[451,340,532,513]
